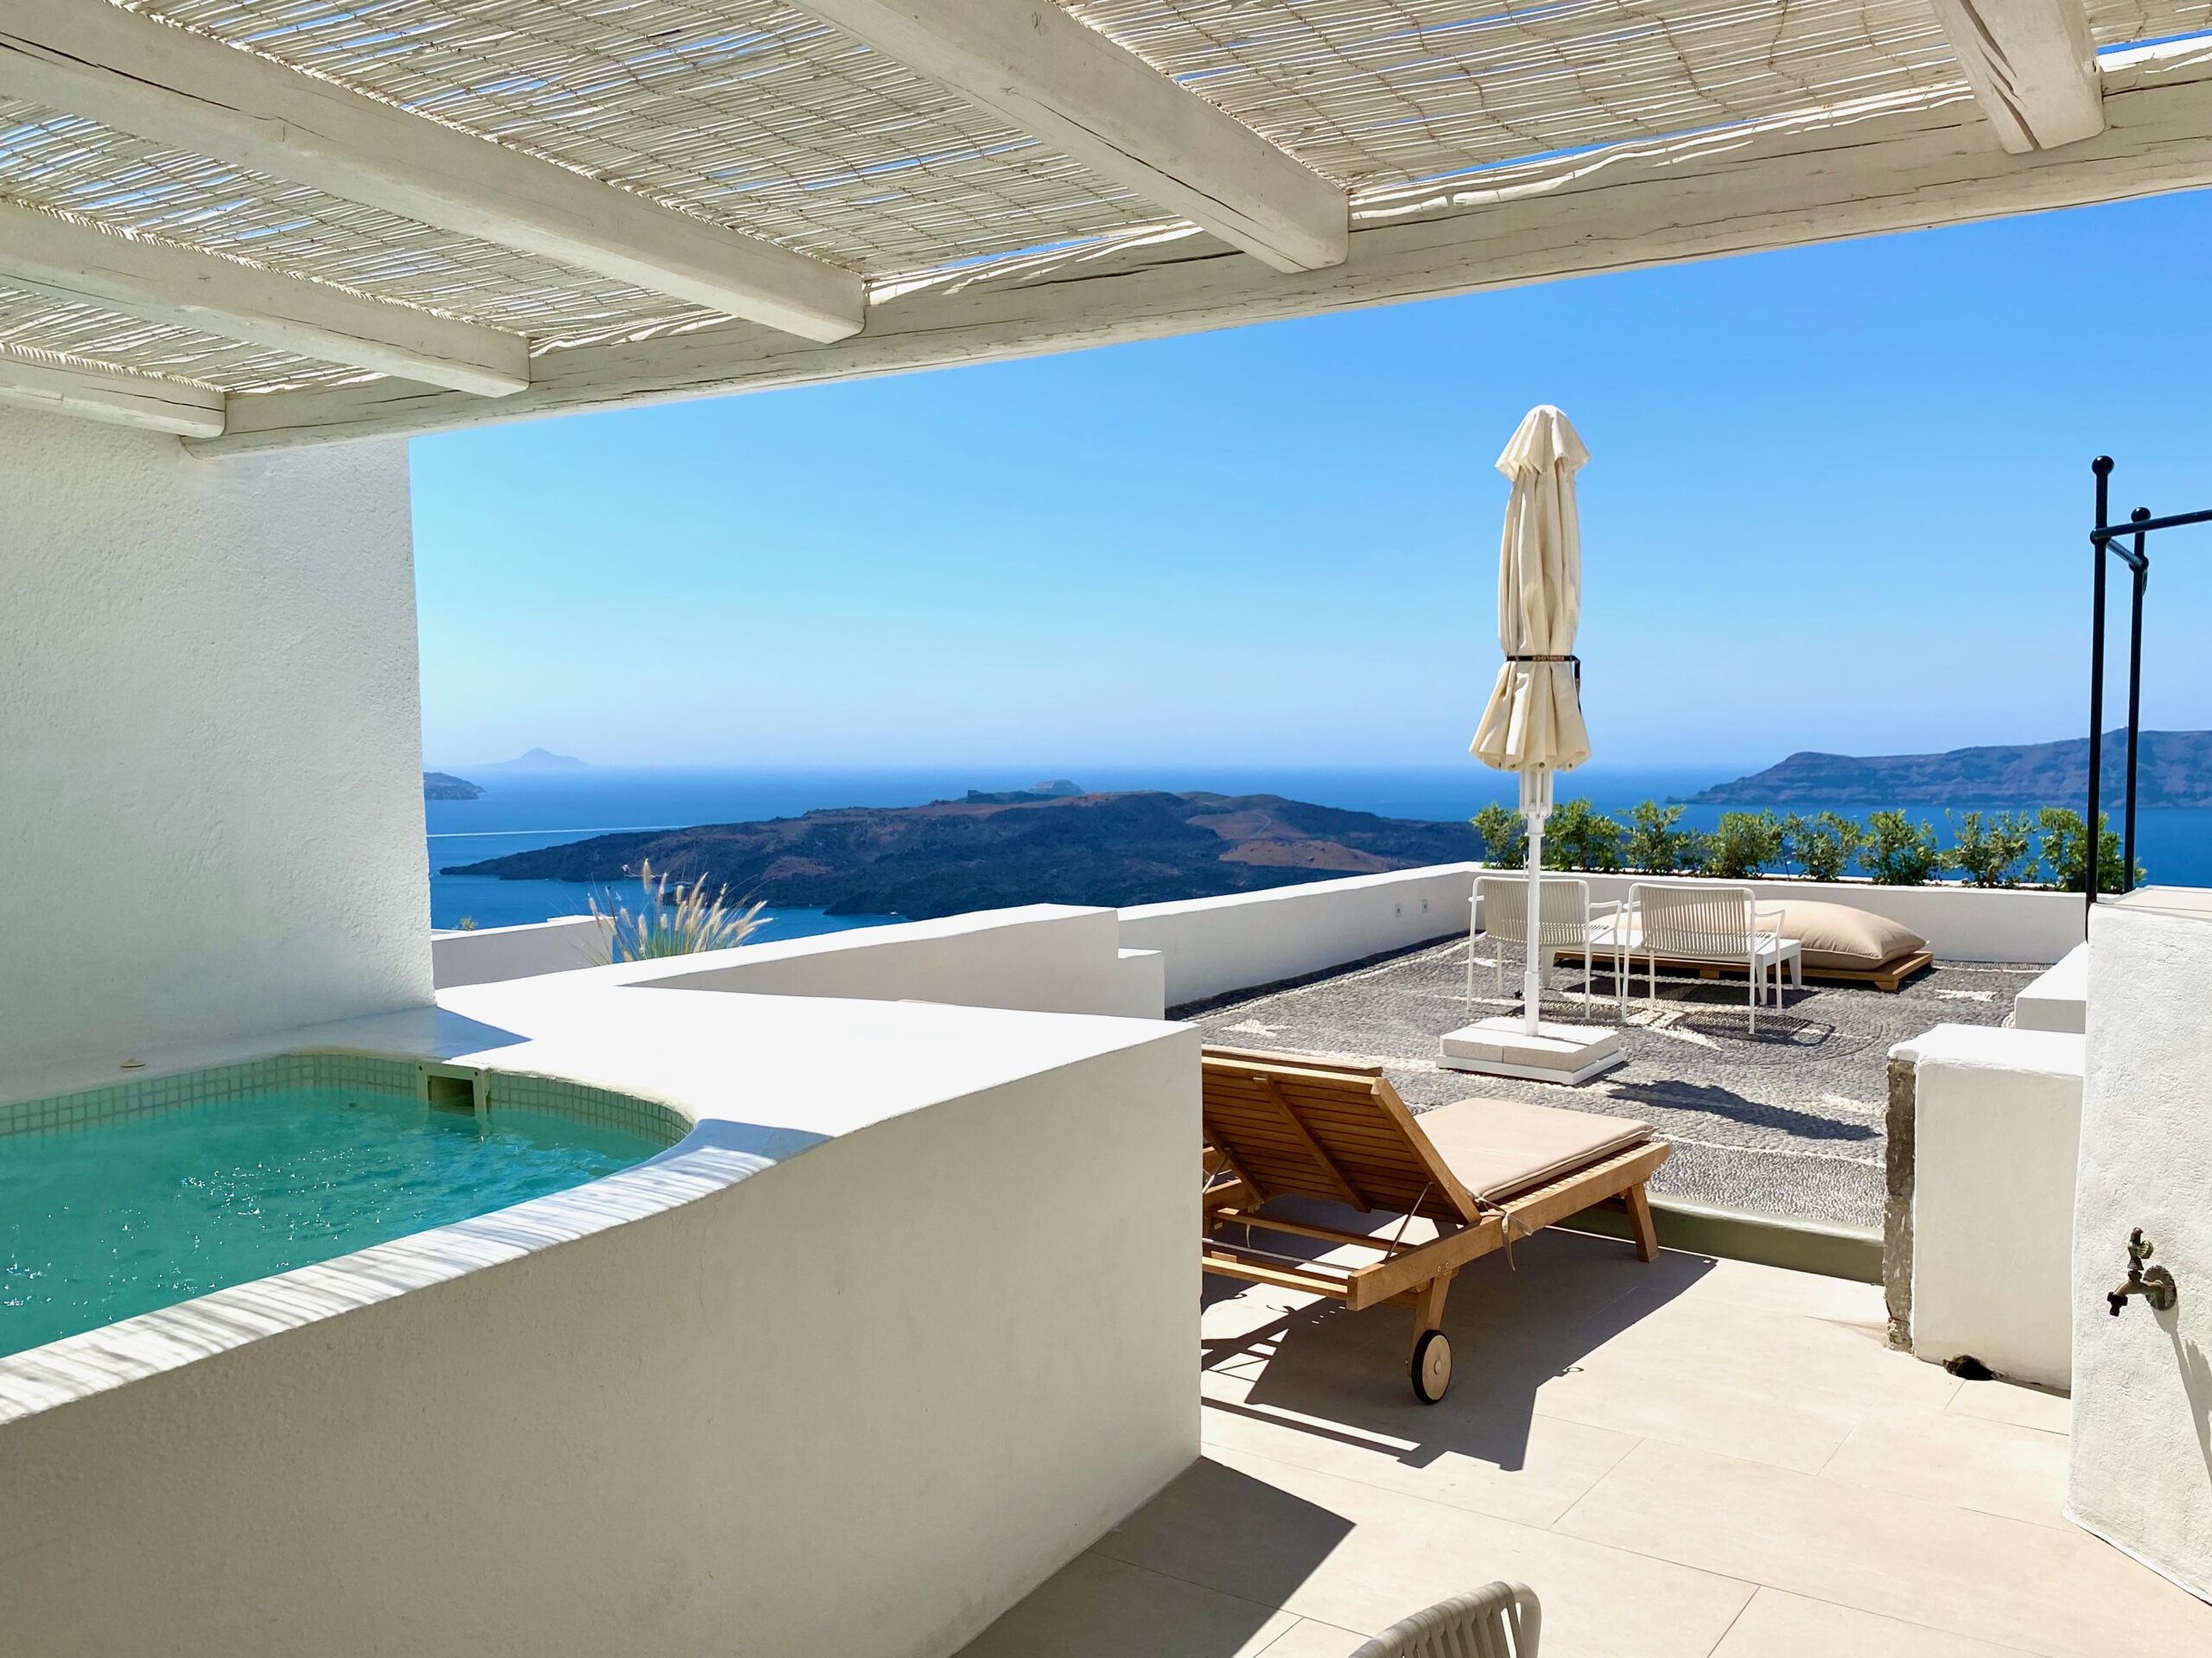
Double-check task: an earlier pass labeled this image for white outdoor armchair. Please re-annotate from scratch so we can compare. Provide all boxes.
[1603,881,1802,1032]
[1351,1581,1541,1656]
[1469,875,1618,1008]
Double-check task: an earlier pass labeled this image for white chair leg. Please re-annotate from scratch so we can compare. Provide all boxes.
[1748,956,1758,1034]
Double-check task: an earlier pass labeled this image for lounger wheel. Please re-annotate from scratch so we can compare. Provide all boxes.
[1410,1329,1452,1404]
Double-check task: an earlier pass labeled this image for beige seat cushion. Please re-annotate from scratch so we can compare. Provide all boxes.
[1415,1096,1652,1204]
[1767,899,1927,971]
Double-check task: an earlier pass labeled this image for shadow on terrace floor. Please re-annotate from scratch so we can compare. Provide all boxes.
[1198,1217,1712,1478]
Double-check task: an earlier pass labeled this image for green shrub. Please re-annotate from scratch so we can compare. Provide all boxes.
[1948,810,2036,887]
[2035,807,2143,893]
[1622,801,1701,873]
[1862,810,1943,885]
[1705,810,1786,879]
[590,859,766,963]
[1543,797,1623,871]
[1470,803,1527,867]
[1783,811,1865,882]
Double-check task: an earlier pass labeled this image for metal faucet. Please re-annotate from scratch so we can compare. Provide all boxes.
[2107,1228,2177,1317]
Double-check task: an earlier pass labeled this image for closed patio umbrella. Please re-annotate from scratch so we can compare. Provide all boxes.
[1472,405,1592,1036]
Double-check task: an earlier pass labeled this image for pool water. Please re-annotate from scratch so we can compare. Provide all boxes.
[1,1088,661,1359]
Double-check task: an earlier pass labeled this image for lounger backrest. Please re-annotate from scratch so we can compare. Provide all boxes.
[1474,874,1588,950]
[1630,881,1758,957]
[1201,1048,1479,1224]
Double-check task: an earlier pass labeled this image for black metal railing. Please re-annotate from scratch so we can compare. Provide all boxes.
[2085,455,2211,924]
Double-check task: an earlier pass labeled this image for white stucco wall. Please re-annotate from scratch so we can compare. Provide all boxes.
[0,406,429,1075]
[1121,865,1480,1007]
[1896,1025,2083,1389]
[435,904,1167,1018]
[431,913,606,987]
[1565,872,2082,965]
[0,994,1199,1657]
[637,905,1164,1018]
[2069,899,2212,1601]
[2014,942,2090,1032]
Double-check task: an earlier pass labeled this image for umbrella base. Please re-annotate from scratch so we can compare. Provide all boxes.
[1439,1016,1625,1087]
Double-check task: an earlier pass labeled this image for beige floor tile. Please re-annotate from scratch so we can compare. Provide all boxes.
[1501,1289,1955,1475]
[1947,1379,2071,1435]
[1820,1406,2070,1529]
[1202,1369,1641,1528]
[1556,1438,2212,1657]
[956,1549,1301,1658]
[1092,1450,1754,1658]
[1254,1617,1373,1657]
[1667,1254,1895,1324]
[1711,1588,2038,1656]
[1203,1235,1914,1478]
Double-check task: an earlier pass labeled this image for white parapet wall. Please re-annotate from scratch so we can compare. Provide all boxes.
[0,991,1199,1657]
[432,914,606,987]
[0,404,429,1075]
[2014,942,2090,1032]
[632,905,1165,1019]
[1892,1024,2083,1390]
[430,867,2083,1025]
[1120,865,1482,1007]
[432,904,1166,1018]
[1567,872,2082,966]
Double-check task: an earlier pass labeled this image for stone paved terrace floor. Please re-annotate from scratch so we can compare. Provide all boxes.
[959,1230,2212,1658]
[1175,938,2044,1230]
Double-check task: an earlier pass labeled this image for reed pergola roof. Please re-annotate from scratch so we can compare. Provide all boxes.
[1,0,2208,449]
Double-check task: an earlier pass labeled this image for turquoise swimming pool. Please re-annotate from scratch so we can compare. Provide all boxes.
[1,1059,677,1360]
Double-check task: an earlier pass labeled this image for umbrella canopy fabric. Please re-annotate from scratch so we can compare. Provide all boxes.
[1471,405,1592,773]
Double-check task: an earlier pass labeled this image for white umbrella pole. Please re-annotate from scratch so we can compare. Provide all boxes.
[1521,767,1553,1036]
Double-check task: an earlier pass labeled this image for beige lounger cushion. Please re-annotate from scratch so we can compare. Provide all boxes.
[1416,1097,1653,1204]
[1767,899,1927,971]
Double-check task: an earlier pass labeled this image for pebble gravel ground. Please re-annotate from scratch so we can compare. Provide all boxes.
[1179,936,2044,1229]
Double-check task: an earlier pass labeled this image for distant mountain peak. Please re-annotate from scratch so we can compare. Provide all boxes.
[480,747,588,772]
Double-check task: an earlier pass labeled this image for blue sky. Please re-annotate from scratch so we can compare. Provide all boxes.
[413,188,2212,776]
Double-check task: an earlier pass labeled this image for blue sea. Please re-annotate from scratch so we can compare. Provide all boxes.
[427,763,2211,933]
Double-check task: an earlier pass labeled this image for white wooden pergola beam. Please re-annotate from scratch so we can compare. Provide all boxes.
[0,0,864,343]
[0,353,223,438]
[790,0,1346,272]
[0,202,528,397]
[1927,0,2105,152]
[196,44,2212,455]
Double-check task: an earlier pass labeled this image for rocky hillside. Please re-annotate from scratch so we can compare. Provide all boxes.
[1688,730,2212,807]
[423,772,483,800]
[446,790,1478,918]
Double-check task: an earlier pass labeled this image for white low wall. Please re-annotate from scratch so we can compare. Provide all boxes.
[1895,1025,2083,1390]
[1567,872,2082,966]
[432,914,605,988]
[2014,943,2089,1032]
[431,865,2083,1026]
[1120,865,1480,1007]
[432,905,1166,1019]
[634,905,1164,1019]
[0,1006,1199,1657]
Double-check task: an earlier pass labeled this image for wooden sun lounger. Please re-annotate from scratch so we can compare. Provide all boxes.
[1200,1046,1669,1403]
